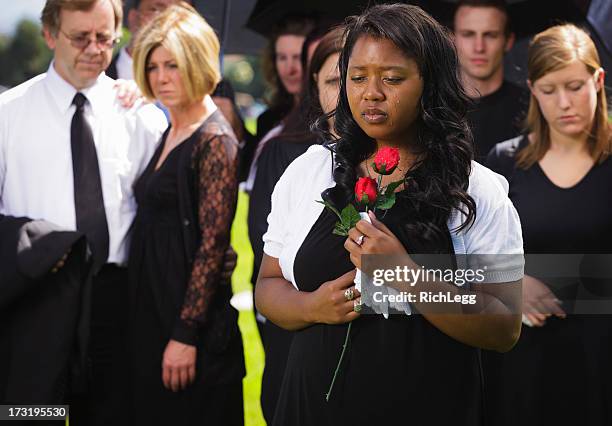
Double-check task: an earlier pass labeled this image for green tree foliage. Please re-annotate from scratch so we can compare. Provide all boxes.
[0,19,52,88]
[224,55,265,100]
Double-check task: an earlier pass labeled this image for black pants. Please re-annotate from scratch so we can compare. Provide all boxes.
[68,265,129,426]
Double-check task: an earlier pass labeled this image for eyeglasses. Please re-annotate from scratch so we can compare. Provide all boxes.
[59,28,120,50]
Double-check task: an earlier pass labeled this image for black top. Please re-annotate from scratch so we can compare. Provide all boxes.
[272,193,483,426]
[483,137,612,426]
[131,132,190,338]
[487,136,612,302]
[237,106,290,183]
[486,137,612,255]
[468,81,528,161]
[256,107,289,141]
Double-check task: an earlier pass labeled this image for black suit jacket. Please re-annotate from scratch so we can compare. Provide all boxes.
[105,53,119,80]
[0,215,92,403]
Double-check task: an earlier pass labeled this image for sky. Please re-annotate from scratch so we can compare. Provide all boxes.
[0,0,46,35]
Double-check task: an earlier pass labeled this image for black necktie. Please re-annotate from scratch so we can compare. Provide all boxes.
[71,92,109,270]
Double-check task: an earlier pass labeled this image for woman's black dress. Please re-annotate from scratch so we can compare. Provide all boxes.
[484,137,612,426]
[272,193,484,426]
[127,123,244,426]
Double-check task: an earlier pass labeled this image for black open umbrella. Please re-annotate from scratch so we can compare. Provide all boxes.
[244,0,590,39]
[245,0,417,38]
[193,0,267,55]
[123,0,267,55]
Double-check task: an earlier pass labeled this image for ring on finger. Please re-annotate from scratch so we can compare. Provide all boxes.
[356,234,365,246]
[353,299,362,313]
[344,287,355,301]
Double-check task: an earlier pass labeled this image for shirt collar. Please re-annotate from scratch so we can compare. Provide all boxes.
[44,62,107,116]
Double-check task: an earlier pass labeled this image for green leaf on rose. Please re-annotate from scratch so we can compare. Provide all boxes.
[333,225,348,236]
[384,179,404,196]
[316,199,342,221]
[340,204,361,229]
[317,200,361,237]
[376,193,396,210]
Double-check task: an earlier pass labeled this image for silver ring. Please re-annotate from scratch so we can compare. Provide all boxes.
[356,234,365,246]
[353,299,362,313]
[344,288,354,301]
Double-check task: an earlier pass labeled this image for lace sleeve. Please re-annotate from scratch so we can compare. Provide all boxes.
[173,130,238,345]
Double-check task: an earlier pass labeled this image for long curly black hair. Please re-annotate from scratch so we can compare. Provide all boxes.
[319,3,476,239]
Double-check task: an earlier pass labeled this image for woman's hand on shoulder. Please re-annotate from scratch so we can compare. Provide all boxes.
[306,270,361,325]
[113,79,144,108]
[345,211,407,270]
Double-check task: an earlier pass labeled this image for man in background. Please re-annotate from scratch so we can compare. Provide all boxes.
[0,0,166,423]
[107,0,177,80]
[453,0,528,160]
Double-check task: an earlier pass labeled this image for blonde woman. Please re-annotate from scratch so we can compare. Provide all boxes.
[128,3,244,424]
[485,24,612,426]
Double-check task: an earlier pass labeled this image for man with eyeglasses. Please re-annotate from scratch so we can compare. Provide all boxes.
[0,0,166,424]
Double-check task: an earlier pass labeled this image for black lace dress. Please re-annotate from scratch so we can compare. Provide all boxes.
[127,113,244,425]
[272,193,484,426]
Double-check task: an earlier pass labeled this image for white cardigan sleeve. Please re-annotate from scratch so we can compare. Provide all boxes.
[450,162,525,284]
[262,145,332,260]
[262,157,294,259]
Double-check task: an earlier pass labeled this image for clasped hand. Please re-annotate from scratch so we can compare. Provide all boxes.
[344,211,407,270]
[162,339,197,392]
[523,275,566,327]
[307,270,361,325]
[306,212,408,326]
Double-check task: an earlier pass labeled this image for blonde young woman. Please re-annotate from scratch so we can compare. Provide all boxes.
[128,3,244,424]
[485,24,612,426]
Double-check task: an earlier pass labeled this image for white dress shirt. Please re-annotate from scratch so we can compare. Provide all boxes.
[0,64,168,264]
[115,47,134,80]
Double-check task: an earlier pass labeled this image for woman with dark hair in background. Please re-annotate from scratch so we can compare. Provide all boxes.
[248,26,345,423]
[256,4,524,425]
[257,17,314,138]
[240,17,314,182]
[485,24,612,426]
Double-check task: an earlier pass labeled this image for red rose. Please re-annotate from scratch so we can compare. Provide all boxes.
[355,177,378,206]
[372,147,400,175]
